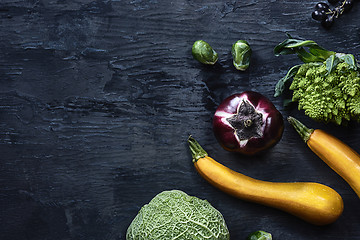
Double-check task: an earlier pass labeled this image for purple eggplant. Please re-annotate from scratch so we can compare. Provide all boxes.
[213,91,284,155]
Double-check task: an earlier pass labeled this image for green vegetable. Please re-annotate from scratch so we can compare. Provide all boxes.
[232,40,252,71]
[290,60,360,125]
[192,40,218,65]
[247,230,272,240]
[126,190,230,240]
[274,35,360,125]
[274,33,335,63]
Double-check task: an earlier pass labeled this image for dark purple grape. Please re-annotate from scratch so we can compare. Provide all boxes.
[313,0,356,28]
[315,2,330,10]
[321,14,335,28]
[343,0,354,12]
[312,9,327,21]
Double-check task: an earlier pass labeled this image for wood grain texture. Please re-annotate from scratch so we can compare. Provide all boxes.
[0,0,360,239]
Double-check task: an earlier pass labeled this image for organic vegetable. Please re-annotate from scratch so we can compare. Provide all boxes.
[126,190,230,240]
[274,35,360,125]
[188,136,344,225]
[232,40,252,71]
[247,230,272,240]
[213,91,284,155]
[288,116,360,198]
[192,40,218,65]
[311,0,356,28]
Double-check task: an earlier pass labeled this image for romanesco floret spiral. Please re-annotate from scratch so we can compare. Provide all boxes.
[289,61,360,125]
[347,94,360,115]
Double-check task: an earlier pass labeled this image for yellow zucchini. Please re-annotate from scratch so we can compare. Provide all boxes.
[288,116,360,198]
[188,136,343,225]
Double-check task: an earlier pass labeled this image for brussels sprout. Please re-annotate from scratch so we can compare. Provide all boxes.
[232,40,252,71]
[192,40,218,65]
[246,230,272,240]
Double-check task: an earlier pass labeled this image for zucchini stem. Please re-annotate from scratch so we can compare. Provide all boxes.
[287,116,314,143]
[188,136,208,163]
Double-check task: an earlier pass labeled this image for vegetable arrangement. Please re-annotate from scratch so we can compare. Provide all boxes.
[188,136,344,226]
[288,116,360,198]
[128,31,360,239]
[213,91,284,155]
[274,35,360,125]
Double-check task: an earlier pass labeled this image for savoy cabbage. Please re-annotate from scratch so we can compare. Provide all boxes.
[126,190,230,240]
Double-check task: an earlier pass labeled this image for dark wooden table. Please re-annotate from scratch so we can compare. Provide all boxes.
[1,1,360,239]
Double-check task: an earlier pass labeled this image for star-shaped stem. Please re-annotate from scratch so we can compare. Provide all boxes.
[226,100,264,140]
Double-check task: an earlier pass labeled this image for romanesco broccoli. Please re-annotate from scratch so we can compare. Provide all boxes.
[289,61,360,125]
[274,35,360,125]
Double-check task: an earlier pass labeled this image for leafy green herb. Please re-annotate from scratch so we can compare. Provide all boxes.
[274,34,335,63]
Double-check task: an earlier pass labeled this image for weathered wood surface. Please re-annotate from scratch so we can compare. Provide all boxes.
[0,0,360,239]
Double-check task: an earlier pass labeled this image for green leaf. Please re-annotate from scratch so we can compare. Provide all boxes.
[283,98,294,108]
[274,39,298,56]
[339,54,358,70]
[274,35,334,63]
[296,48,325,63]
[309,46,335,61]
[325,55,341,74]
[274,47,295,56]
[283,40,319,49]
[274,65,301,97]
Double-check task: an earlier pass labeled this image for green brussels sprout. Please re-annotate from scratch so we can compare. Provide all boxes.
[192,40,218,65]
[232,40,252,71]
[246,230,272,240]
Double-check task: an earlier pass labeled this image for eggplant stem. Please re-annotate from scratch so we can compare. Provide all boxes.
[287,116,314,143]
[244,119,253,128]
[188,136,208,163]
